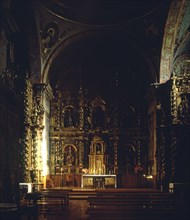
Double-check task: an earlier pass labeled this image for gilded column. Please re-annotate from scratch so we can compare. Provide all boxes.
[170,75,178,124]
[30,95,44,182]
[113,102,119,174]
[78,139,84,166]
[170,74,178,182]
[20,76,33,182]
[32,83,53,180]
[114,139,118,174]
[78,86,85,131]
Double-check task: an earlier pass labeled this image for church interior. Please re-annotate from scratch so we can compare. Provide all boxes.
[0,0,190,219]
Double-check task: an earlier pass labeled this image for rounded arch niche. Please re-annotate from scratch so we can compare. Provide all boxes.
[63,144,77,166]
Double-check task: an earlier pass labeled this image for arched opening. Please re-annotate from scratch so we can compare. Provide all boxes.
[92,106,105,129]
[46,30,156,188]
[63,145,77,166]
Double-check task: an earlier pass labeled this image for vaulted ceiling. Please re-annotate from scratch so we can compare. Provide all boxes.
[49,32,151,98]
[7,0,171,100]
[45,0,171,100]
[43,0,165,25]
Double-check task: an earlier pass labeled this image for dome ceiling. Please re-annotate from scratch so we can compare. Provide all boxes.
[42,0,166,25]
[42,0,171,100]
[7,0,171,100]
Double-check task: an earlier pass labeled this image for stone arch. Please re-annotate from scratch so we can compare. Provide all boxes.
[42,30,105,83]
[160,0,187,83]
[41,28,157,86]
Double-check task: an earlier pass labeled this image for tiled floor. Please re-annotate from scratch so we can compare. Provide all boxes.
[38,199,89,220]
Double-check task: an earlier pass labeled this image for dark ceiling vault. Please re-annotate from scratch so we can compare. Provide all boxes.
[43,0,168,25]
[49,32,151,99]
[45,0,171,99]
[7,0,171,100]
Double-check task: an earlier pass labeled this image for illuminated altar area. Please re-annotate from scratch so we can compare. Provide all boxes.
[81,136,117,188]
[20,86,149,189]
[41,88,149,189]
[81,175,117,188]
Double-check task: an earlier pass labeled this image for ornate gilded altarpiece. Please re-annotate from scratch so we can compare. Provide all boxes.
[49,86,148,187]
[49,89,116,178]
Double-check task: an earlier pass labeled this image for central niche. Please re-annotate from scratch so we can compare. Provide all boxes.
[63,106,78,128]
[91,96,106,129]
[63,145,77,166]
[92,106,105,129]
[88,136,108,175]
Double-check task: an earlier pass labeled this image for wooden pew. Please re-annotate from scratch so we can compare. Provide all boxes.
[86,207,188,220]
[37,189,70,214]
[86,191,188,220]
[88,196,176,209]
[89,192,176,208]
[96,188,160,196]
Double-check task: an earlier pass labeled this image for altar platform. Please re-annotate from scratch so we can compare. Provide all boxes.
[81,174,117,188]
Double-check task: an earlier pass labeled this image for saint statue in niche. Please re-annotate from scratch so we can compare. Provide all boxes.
[64,107,77,127]
[96,143,102,154]
[64,146,75,166]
